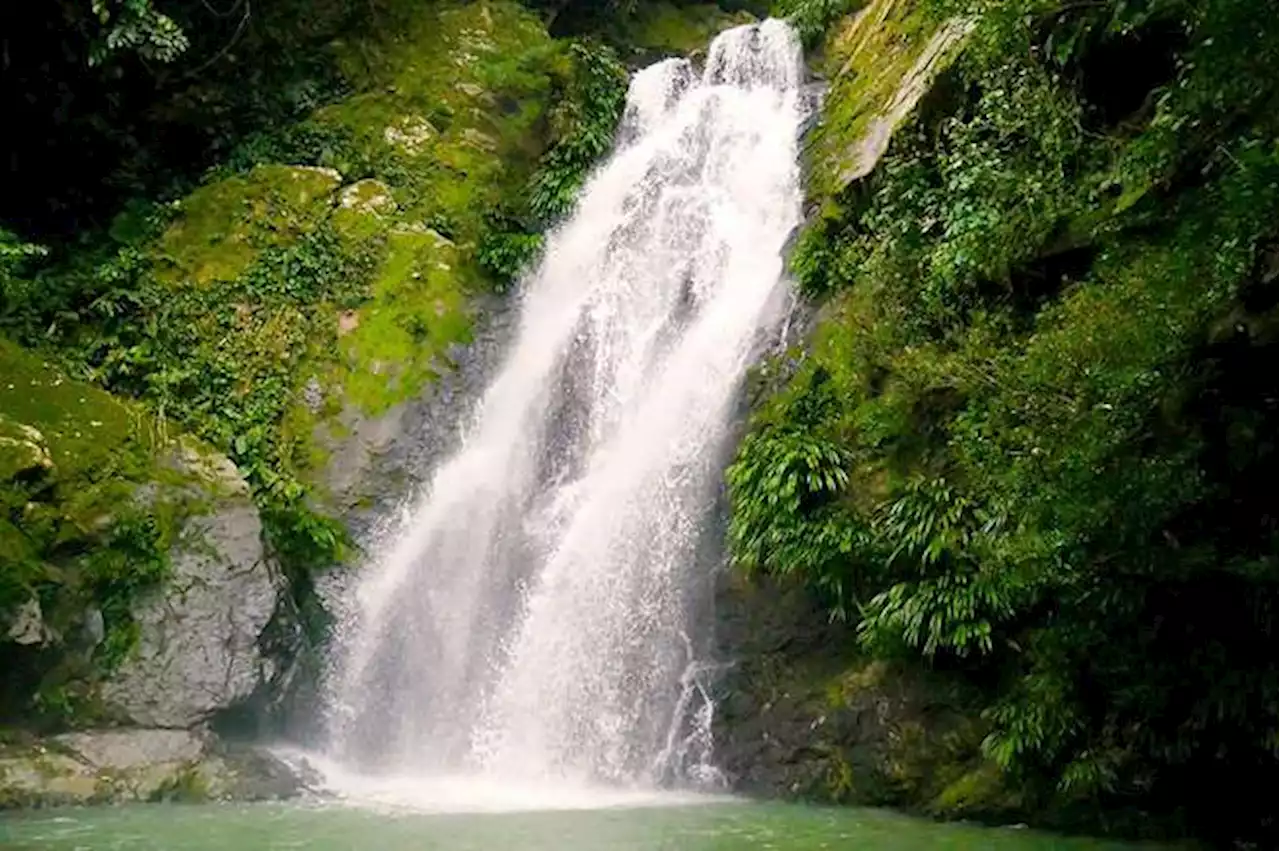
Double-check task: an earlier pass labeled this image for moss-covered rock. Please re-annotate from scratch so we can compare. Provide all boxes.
[0,338,165,647]
[315,0,565,246]
[0,338,277,729]
[154,165,343,286]
[0,728,309,808]
[130,1,591,491]
[804,0,969,197]
[712,572,1022,818]
[99,443,275,729]
[338,228,472,414]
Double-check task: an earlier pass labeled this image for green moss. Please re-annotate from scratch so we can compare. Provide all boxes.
[0,338,202,723]
[338,229,473,414]
[317,1,561,245]
[624,3,757,57]
[153,165,341,286]
[0,339,158,553]
[147,765,211,803]
[101,3,589,524]
[931,760,1022,818]
[805,0,947,198]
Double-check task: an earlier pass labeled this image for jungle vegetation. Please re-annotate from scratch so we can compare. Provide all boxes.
[729,0,1277,842]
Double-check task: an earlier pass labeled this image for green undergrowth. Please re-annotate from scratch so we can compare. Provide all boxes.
[731,0,1276,841]
[477,39,630,286]
[774,0,865,49]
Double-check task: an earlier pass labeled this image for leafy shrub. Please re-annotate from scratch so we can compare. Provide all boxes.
[478,39,627,289]
[88,0,189,66]
[478,230,545,289]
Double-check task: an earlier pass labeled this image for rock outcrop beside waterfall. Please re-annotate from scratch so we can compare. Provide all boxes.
[0,348,300,806]
[99,447,277,729]
[712,574,1010,820]
[0,729,309,807]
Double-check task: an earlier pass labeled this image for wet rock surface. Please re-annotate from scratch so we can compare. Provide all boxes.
[711,573,996,817]
[101,454,278,729]
[320,293,517,549]
[0,728,312,807]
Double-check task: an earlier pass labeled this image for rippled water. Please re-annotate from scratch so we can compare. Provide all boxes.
[0,800,1164,851]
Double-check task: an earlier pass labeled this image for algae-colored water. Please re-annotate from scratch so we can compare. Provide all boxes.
[0,800,1165,850]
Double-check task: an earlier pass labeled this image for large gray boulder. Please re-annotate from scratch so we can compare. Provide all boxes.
[100,445,279,728]
[0,728,312,807]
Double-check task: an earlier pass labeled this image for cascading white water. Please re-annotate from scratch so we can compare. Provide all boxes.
[324,20,805,801]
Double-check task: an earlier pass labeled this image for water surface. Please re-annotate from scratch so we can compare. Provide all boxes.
[2,800,1163,851]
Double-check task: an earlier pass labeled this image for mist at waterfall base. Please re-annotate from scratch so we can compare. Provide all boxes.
[315,21,805,812]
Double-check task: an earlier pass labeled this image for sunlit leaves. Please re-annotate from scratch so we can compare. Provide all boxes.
[89,0,190,66]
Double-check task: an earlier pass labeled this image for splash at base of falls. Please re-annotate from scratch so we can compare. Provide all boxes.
[292,749,733,814]
[322,19,807,797]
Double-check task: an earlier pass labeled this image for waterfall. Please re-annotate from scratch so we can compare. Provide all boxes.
[324,20,805,798]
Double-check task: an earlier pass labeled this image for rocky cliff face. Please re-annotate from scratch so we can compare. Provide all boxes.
[0,728,308,807]
[712,573,1013,821]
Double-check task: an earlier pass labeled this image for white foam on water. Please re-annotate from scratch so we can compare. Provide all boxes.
[290,751,731,815]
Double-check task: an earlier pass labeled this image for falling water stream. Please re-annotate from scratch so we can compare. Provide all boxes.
[321,20,805,805]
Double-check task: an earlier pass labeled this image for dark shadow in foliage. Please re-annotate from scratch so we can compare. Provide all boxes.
[0,0,361,239]
[1060,16,1188,133]
[977,242,1098,325]
[1054,290,1278,842]
[532,0,768,39]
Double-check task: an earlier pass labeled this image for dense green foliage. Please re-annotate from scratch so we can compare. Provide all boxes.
[3,175,362,605]
[732,0,1276,840]
[1,0,368,237]
[88,0,190,66]
[478,40,630,287]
